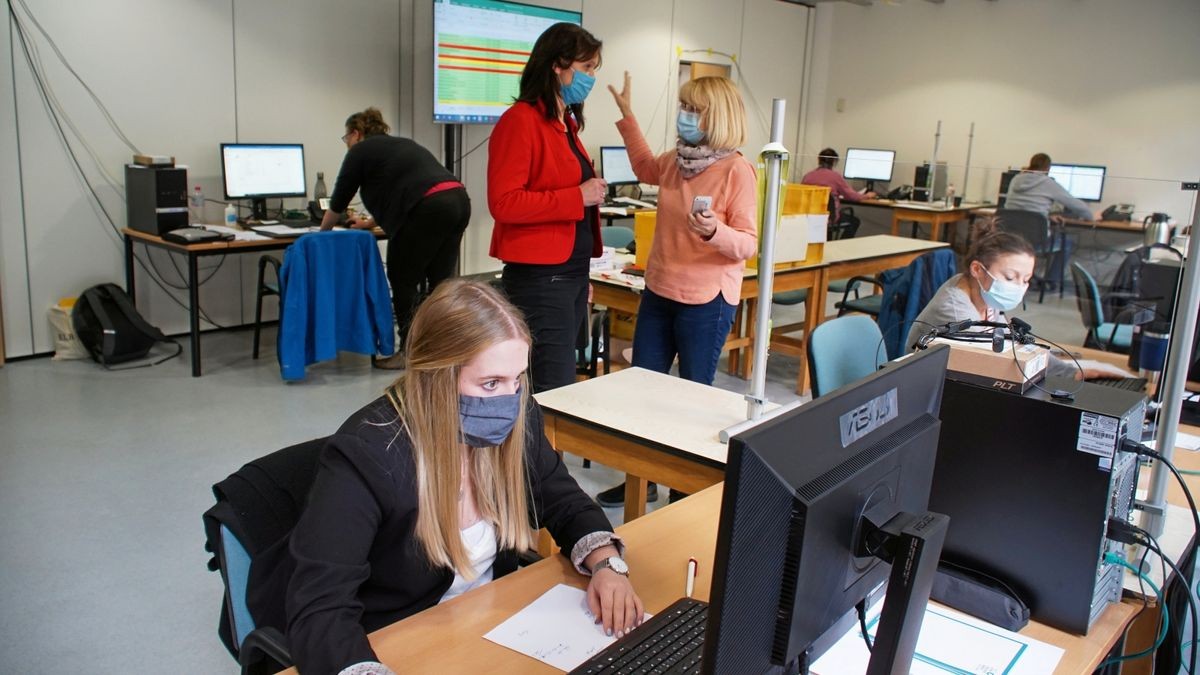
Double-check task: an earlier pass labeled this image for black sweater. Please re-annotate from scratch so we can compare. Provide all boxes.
[247,396,613,675]
[329,135,457,236]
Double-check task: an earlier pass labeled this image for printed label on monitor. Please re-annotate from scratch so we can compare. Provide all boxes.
[1076,411,1118,461]
[839,388,899,448]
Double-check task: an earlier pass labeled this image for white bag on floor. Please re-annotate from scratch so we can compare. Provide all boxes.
[48,301,88,360]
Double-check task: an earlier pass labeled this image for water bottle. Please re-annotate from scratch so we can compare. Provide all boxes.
[190,185,205,224]
[944,183,956,207]
[224,203,238,227]
[314,172,328,201]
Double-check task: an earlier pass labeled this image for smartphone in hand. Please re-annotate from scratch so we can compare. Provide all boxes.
[691,195,713,214]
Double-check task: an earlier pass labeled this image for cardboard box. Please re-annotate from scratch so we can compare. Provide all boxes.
[931,336,1049,393]
[133,154,175,167]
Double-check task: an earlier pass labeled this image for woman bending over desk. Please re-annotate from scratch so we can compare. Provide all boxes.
[253,280,642,675]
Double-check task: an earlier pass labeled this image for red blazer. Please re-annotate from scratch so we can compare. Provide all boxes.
[488,101,602,265]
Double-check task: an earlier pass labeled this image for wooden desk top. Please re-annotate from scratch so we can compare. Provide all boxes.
[534,367,763,467]
[823,234,947,263]
[122,226,385,252]
[277,483,1137,674]
[861,198,988,215]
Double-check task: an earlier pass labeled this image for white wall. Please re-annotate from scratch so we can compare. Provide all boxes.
[811,0,1200,220]
[0,0,400,358]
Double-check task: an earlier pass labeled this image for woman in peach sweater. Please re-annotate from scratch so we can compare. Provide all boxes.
[596,74,757,507]
[608,72,757,383]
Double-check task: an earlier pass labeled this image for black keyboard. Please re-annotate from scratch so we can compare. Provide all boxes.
[1087,376,1149,392]
[570,597,708,675]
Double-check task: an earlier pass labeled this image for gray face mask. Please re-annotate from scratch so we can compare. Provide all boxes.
[459,392,522,447]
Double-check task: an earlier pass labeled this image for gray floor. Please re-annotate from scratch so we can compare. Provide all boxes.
[0,290,1087,673]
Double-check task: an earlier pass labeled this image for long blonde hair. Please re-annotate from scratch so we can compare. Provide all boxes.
[679,76,748,151]
[386,279,534,578]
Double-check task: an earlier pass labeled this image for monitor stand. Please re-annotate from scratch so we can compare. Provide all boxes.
[856,510,949,675]
[250,198,269,221]
[864,180,877,194]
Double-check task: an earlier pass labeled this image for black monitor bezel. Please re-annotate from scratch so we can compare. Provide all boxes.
[220,142,308,201]
[842,147,896,182]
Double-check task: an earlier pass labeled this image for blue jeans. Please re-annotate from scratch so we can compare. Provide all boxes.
[632,288,737,385]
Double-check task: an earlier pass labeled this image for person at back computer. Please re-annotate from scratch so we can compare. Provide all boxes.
[1004,152,1096,221]
[799,147,877,215]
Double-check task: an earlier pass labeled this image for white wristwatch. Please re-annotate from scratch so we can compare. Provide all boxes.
[593,556,629,576]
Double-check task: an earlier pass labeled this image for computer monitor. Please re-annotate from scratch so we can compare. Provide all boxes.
[600,146,638,197]
[1048,163,1106,202]
[702,345,950,674]
[843,148,895,192]
[220,143,307,220]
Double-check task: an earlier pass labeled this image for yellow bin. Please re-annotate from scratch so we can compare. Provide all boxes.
[633,210,656,269]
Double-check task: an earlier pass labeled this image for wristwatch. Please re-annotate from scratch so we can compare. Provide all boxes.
[592,556,629,577]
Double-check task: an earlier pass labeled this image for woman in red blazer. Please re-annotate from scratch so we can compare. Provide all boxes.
[488,23,606,394]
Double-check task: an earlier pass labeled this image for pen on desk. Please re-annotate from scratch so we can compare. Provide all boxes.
[686,557,697,598]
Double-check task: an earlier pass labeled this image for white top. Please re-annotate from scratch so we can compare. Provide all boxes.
[438,520,498,604]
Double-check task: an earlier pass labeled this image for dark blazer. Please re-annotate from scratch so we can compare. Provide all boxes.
[247,395,612,675]
[487,100,602,265]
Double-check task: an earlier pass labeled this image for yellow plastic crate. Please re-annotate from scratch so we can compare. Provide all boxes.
[633,210,656,269]
[782,184,831,216]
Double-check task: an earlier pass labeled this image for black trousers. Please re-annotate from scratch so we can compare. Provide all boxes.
[501,270,588,394]
[385,188,471,350]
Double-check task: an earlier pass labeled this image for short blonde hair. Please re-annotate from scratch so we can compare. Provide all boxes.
[679,76,747,151]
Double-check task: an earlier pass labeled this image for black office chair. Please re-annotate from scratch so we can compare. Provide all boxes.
[202,437,328,675]
[252,255,281,359]
[995,208,1073,303]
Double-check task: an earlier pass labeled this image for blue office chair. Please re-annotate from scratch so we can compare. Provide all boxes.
[807,314,887,398]
[203,437,328,675]
[601,225,635,250]
[1070,262,1133,352]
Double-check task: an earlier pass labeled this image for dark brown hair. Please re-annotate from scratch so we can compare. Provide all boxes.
[968,218,1036,268]
[1026,152,1051,171]
[517,23,602,129]
[817,147,838,169]
[345,107,390,138]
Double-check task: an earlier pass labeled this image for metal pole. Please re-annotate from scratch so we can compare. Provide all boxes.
[746,98,787,422]
[962,122,975,202]
[1141,185,1200,538]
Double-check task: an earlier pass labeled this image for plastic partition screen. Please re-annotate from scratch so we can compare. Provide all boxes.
[843,148,895,182]
[220,144,306,199]
[600,147,638,185]
[1048,164,1106,201]
[433,0,581,124]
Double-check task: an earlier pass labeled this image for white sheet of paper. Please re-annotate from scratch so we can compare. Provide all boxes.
[1072,358,1132,377]
[483,584,617,671]
[812,600,1064,675]
[1145,431,1200,452]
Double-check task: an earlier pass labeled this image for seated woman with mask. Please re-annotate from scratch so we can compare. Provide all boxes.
[254,280,643,675]
[907,225,1128,380]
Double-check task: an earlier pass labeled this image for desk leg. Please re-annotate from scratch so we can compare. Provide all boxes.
[188,252,201,377]
[931,220,942,243]
[624,475,648,523]
[795,268,827,394]
[726,301,743,376]
[891,214,901,237]
[124,235,136,300]
[740,298,756,380]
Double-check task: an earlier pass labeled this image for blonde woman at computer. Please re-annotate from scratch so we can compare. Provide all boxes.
[260,280,643,675]
[596,73,758,507]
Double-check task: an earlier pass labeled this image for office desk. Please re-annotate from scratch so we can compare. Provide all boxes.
[534,367,749,523]
[859,198,981,243]
[121,227,384,377]
[276,483,1140,675]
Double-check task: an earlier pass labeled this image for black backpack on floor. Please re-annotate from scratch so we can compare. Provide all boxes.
[72,283,180,368]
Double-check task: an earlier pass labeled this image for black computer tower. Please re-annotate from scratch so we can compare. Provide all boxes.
[929,376,1146,634]
[997,169,1020,207]
[125,164,188,235]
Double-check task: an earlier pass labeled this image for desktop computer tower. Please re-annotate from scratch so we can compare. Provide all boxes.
[929,376,1146,634]
[997,169,1020,207]
[913,162,947,202]
[125,164,188,235]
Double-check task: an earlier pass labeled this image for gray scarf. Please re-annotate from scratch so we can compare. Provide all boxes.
[674,140,734,179]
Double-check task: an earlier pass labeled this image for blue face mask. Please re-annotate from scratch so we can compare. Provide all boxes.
[677,110,704,145]
[459,391,522,448]
[560,68,595,106]
[976,267,1028,312]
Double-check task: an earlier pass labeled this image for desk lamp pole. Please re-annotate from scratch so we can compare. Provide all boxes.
[1141,184,1200,538]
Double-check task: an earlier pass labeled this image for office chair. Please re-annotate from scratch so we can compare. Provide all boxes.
[807,314,886,398]
[202,437,328,675]
[1070,262,1133,352]
[577,225,634,379]
[252,255,281,359]
[995,208,1072,303]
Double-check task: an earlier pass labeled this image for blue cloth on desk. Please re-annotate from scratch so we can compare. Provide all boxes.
[277,231,394,380]
[876,248,957,360]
